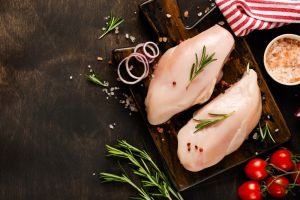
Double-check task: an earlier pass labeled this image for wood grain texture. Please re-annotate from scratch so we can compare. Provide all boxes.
[114,0,291,191]
[0,0,152,199]
[177,0,217,29]
[0,0,299,199]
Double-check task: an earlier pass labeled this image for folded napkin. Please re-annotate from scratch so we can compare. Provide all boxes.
[215,0,300,36]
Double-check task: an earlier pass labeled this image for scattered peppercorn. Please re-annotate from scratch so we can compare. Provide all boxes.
[183,11,189,18]
[220,80,231,88]
[157,127,164,134]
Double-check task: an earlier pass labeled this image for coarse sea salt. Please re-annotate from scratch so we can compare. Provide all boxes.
[266,38,300,84]
[129,36,136,43]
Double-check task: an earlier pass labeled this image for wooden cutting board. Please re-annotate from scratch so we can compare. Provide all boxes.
[113,0,291,191]
[177,0,217,29]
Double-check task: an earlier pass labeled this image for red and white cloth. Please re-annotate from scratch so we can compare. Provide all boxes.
[215,0,300,36]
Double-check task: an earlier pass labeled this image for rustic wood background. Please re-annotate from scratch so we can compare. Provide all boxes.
[0,0,299,199]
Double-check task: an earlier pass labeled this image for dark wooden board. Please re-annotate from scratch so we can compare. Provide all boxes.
[113,0,291,191]
[177,0,217,29]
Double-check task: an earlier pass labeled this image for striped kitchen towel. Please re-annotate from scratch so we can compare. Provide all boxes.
[215,0,300,36]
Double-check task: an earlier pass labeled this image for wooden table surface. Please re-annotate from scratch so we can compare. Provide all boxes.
[0,0,299,199]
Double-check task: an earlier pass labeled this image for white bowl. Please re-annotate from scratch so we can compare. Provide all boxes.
[263,34,300,86]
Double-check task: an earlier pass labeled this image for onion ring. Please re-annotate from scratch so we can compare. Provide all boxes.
[117,41,160,85]
[143,45,156,63]
[133,43,154,63]
[143,41,160,59]
[117,53,148,85]
[125,53,149,79]
[133,43,144,54]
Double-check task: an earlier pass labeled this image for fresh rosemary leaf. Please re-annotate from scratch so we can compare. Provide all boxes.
[246,63,250,74]
[187,45,217,88]
[194,119,215,130]
[193,111,234,133]
[208,113,233,117]
[100,140,184,200]
[259,122,266,140]
[98,13,124,39]
[100,172,153,200]
[190,63,195,81]
[192,53,199,78]
[86,74,108,87]
[259,122,276,143]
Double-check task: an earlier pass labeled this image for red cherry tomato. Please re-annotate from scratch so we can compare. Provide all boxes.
[245,158,269,181]
[270,149,294,171]
[291,163,300,184]
[266,176,289,198]
[238,181,262,200]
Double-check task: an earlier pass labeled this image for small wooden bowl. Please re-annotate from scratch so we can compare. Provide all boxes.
[263,34,300,86]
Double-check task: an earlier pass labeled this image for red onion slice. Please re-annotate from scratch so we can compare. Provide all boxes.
[125,53,149,79]
[143,42,160,59]
[134,43,144,54]
[134,43,151,62]
[117,41,160,85]
[134,43,154,63]
[143,44,155,63]
[117,53,148,85]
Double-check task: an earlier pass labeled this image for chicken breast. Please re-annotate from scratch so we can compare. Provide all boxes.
[177,69,262,172]
[145,25,235,125]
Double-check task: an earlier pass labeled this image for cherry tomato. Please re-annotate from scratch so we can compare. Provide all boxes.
[291,163,300,184]
[266,176,289,198]
[238,181,262,200]
[270,149,294,171]
[245,158,269,181]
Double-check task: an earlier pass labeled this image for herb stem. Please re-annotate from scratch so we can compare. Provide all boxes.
[100,173,153,200]
[86,74,108,87]
[187,46,217,88]
[259,122,276,143]
[101,140,184,200]
[98,13,124,39]
[193,111,234,133]
[246,63,250,74]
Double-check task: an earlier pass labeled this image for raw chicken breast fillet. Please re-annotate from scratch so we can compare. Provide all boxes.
[145,25,235,125]
[177,69,262,172]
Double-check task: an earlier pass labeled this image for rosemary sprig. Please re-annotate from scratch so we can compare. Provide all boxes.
[98,13,124,39]
[100,140,184,200]
[86,74,108,87]
[246,63,250,74]
[193,111,234,133]
[100,173,153,200]
[259,122,276,143]
[187,45,217,88]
